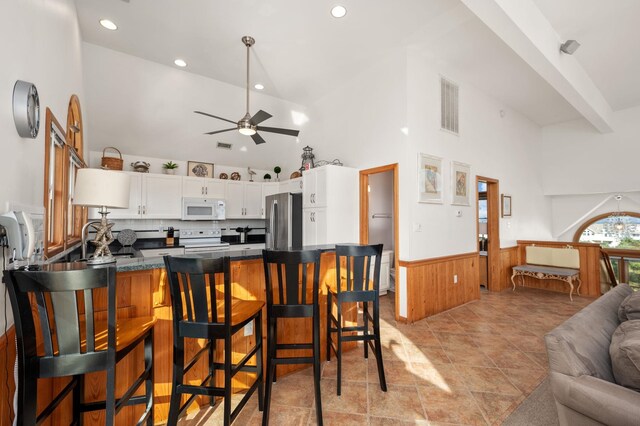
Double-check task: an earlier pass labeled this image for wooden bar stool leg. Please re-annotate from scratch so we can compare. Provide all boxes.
[144,330,154,425]
[373,305,387,392]
[363,301,369,359]
[224,335,232,426]
[74,374,83,425]
[208,342,216,408]
[256,311,265,412]
[106,365,116,425]
[326,292,332,361]
[313,306,324,425]
[272,319,278,383]
[336,300,343,396]
[21,370,37,425]
[262,316,277,426]
[168,341,185,425]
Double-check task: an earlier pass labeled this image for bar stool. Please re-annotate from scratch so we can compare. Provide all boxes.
[164,255,264,425]
[4,265,155,425]
[326,244,387,395]
[262,249,323,426]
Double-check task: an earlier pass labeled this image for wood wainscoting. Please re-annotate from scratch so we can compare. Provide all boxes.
[0,326,17,426]
[498,246,520,292]
[514,240,602,297]
[399,252,480,323]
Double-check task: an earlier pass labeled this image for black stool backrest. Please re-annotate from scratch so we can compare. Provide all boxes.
[4,266,117,378]
[164,256,231,334]
[262,250,321,310]
[335,244,383,293]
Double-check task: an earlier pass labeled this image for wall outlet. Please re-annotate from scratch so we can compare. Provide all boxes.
[244,321,254,336]
[453,274,458,284]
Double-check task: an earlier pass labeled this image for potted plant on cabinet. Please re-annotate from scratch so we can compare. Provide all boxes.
[263,173,272,182]
[274,166,281,181]
[163,161,179,175]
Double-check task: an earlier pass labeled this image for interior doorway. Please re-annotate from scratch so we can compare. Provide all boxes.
[359,164,399,320]
[476,176,500,291]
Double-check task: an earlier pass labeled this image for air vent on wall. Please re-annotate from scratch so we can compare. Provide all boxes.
[440,76,459,135]
[217,142,233,150]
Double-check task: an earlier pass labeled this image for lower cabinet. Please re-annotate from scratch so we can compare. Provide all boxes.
[303,208,327,245]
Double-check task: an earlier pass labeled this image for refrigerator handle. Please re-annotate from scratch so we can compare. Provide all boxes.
[272,201,278,248]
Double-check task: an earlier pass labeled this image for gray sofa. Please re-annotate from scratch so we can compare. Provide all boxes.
[545,283,640,426]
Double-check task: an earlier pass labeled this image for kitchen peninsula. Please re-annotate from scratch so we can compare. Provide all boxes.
[16,245,356,424]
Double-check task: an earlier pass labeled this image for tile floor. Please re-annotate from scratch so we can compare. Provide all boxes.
[179,287,593,425]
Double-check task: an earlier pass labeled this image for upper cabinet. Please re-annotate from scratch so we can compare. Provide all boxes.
[183,176,225,198]
[303,167,327,208]
[226,181,263,219]
[90,172,182,219]
[279,177,303,194]
[302,165,359,245]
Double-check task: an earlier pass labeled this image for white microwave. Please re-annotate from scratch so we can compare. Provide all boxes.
[182,198,226,221]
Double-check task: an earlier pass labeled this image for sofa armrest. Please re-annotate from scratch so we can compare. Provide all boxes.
[551,373,640,426]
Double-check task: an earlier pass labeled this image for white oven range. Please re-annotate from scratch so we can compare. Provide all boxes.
[180,228,230,253]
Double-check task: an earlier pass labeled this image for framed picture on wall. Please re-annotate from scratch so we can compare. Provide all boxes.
[451,161,470,206]
[501,194,512,217]
[418,153,443,203]
[187,161,214,178]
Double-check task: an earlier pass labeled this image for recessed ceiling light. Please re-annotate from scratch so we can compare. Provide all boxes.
[254,83,264,90]
[330,5,347,18]
[174,59,187,68]
[99,19,118,30]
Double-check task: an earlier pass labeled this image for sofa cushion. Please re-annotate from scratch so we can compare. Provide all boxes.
[618,291,640,322]
[545,284,632,382]
[610,320,640,391]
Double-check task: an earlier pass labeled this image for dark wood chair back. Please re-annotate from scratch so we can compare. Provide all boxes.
[5,266,117,379]
[262,249,321,317]
[164,256,231,338]
[335,244,383,301]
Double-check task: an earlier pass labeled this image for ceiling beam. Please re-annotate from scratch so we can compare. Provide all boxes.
[460,0,613,133]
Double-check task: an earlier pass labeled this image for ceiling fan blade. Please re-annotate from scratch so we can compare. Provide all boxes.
[256,126,300,137]
[251,133,267,145]
[204,128,236,135]
[194,110,238,125]
[250,110,272,125]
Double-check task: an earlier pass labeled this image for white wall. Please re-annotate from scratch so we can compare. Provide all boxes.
[541,105,640,241]
[550,192,640,241]
[306,48,552,262]
[368,171,394,251]
[82,43,307,176]
[541,104,640,196]
[0,0,84,334]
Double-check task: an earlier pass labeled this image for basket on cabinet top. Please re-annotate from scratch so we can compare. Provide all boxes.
[101,147,123,170]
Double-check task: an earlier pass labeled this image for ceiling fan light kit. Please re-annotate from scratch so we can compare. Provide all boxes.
[194,36,299,145]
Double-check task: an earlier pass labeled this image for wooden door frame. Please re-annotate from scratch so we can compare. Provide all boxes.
[476,176,500,291]
[359,163,400,319]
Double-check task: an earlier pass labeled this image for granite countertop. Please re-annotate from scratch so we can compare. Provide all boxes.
[39,244,341,273]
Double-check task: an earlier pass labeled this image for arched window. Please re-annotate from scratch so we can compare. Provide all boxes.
[573,212,640,249]
[574,212,640,285]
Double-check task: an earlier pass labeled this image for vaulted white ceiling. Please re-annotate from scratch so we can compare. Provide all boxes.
[74,0,639,129]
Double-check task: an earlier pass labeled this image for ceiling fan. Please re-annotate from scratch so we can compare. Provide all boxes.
[195,36,300,145]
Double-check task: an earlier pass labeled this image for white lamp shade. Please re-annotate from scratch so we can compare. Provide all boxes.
[73,168,131,208]
[478,222,488,234]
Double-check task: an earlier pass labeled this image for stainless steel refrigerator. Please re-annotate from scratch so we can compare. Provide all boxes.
[265,192,303,249]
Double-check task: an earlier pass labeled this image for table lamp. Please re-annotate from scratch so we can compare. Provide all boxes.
[73,168,130,264]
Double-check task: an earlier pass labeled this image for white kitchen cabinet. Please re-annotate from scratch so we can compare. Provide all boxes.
[303,167,327,208]
[226,181,263,219]
[182,176,226,198]
[89,172,182,219]
[303,208,327,245]
[302,165,358,245]
[279,177,303,194]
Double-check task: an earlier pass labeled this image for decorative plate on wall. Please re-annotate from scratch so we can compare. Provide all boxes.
[230,172,241,181]
[219,173,228,179]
